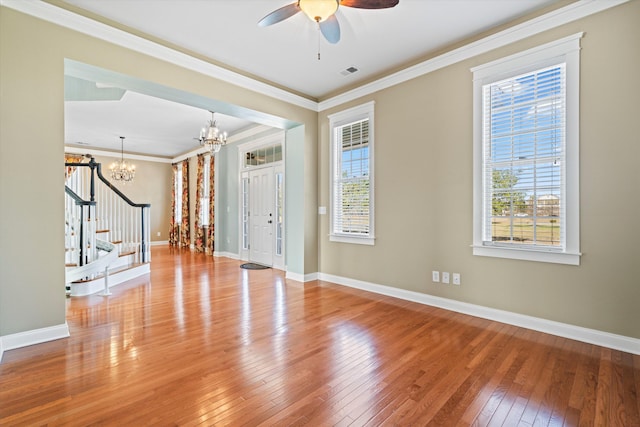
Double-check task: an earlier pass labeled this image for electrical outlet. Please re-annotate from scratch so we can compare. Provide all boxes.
[156,231,161,237]
[442,272,450,284]
[432,271,440,282]
[453,273,461,285]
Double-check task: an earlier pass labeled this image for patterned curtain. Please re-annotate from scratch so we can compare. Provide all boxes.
[206,155,215,255]
[64,153,85,179]
[194,154,205,253]
[168,163,179,246]
[180,159,190,248]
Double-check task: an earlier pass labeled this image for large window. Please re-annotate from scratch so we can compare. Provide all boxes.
[472,34,582,265]
[175,164,183,224]
[329,101,375,245]
[200,156,210,227]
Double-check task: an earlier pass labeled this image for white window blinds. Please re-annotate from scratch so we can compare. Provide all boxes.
[333,118,370,236]
[482,64,566,249]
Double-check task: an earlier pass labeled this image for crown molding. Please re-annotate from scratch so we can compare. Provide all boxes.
[1,0,628,114]
[64,146,174,163]
[0,0,318,111]
[64,124,274,164]
[318,0,629,111]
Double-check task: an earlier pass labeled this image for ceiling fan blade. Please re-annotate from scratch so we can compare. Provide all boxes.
[340,0,399,9]
[258,3,300,27]
[319,15,341,44]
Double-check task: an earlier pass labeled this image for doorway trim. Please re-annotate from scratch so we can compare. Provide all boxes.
[237,131,286,270]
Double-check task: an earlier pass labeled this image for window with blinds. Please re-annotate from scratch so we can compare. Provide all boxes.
[472,34,582,265]
[483,64,565,248]
[329,102,375,245]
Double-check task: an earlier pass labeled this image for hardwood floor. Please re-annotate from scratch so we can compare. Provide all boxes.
[1,247,638,426]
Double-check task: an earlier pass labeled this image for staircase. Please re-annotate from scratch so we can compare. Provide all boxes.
[65,156,151,296]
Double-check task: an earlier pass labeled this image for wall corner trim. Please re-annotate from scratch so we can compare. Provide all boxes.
[318,273,640,355]
[0,323,71,362]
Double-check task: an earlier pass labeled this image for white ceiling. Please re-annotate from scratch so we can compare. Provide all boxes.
[60,0,561,158]
[65,86,255,158]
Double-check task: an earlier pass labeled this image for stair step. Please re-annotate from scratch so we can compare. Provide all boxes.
[111,240,123,244]
[71,263,146,284]
[119,250,136,258]
[66,263,78,267]
[96,229,109,234]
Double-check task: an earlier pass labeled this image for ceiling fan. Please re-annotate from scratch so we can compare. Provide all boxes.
[258,0,399,44]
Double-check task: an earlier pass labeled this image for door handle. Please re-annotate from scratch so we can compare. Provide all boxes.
[268,220,273,224]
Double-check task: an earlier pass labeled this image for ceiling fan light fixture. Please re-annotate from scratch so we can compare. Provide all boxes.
[299,0,339,22]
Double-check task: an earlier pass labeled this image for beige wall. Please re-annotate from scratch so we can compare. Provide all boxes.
[1,1,637,344]
[1,8,67,335]
[0,6,317,336]
[91,155,172,242]
[318,1,640,339]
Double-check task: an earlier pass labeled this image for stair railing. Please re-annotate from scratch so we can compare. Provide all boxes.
[65,157,151,263]
[64,186,96,266]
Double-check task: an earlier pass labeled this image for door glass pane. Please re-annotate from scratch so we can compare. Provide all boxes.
[243,143,283,168]
[275,172,283,256]
[242,177,249,250]
[266,146,275,164]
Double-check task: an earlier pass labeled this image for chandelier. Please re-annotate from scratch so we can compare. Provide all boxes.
[109,136,136,183]
[198,111,227,153]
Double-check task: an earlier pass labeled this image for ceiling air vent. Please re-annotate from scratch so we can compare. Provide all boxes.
[340,66,359,76]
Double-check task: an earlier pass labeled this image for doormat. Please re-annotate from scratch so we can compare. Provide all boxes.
[240,263,271,270]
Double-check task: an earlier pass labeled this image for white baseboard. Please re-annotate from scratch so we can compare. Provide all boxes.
[70,263,150,296]
[285,271,318,283]
[0,323,70,362]
[150,240,168,246]
[285,271,304,282]
[214,251,240,260]
[318,272,640,355]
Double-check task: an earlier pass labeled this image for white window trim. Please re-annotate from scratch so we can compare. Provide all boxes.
[328,101,375,245]
[471,33,583,265]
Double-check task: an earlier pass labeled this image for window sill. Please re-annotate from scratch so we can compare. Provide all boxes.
[472,244,580,266]
[330,234,375,246]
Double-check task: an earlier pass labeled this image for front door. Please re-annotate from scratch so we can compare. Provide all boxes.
[249,167,274,266]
